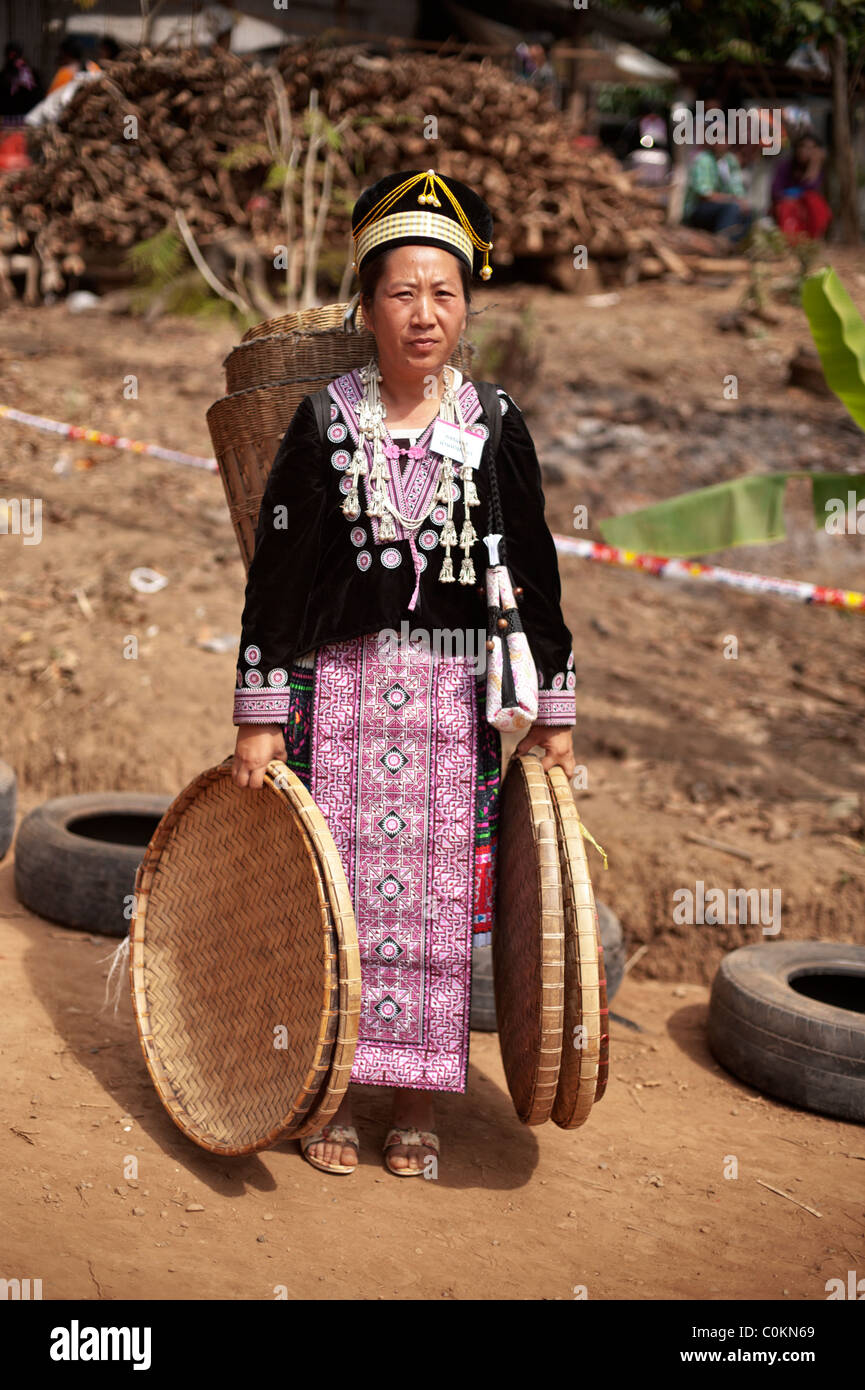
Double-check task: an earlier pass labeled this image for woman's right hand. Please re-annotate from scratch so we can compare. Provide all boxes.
[232,723,287,790]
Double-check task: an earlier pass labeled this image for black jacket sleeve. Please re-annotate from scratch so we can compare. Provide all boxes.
[491,387,576,725]
[233,394,327,725]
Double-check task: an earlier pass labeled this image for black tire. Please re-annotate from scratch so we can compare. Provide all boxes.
[597,900,625,1003]
[0,760,16,862]
[14,792,171,937]
[470,899,625,1033]
[708,941,865,1123]
[471,940,498,1032]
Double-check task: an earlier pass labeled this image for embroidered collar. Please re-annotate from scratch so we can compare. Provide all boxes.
[328,368,482,532]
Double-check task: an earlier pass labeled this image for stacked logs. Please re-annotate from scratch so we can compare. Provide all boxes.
[277,44,666,272]
[0,52,275,263]
[0,43,694,298]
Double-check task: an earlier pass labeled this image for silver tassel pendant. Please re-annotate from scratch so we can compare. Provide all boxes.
[439,552,455,582]
[435,467,454,503]
[378,509,397,541]
[439,517,458,547]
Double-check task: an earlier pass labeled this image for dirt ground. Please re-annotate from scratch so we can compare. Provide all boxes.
[2,874,863,1301]
[1,251,864,1300]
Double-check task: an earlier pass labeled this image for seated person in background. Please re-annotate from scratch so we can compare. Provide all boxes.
[682,136,755,244]
[771,133,832,241]
[97,37,121,63]
[47,38,100,94]
[0,41,43,125]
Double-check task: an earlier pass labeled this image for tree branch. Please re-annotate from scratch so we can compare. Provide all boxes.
[174,208,250,313]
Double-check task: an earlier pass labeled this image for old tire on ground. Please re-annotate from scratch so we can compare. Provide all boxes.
[0,760,16,862]
[596,900,625,1003]
[470,899,625,1032]
[708,941,865,1123]
[14,792,171,937]
[470,940,497,1032]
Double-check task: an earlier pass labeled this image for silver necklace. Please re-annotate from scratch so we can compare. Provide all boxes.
[341,358,480,584]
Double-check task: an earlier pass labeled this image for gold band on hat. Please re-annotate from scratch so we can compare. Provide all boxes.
[353,169,493,279]
[355,209,474,273]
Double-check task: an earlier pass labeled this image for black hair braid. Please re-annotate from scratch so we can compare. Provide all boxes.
[484,414,507,567]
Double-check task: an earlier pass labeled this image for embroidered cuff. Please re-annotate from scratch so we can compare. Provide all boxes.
[233,689,290,725]
[537,688,577,725]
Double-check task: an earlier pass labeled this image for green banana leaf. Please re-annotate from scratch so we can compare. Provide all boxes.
[598,471,865,557]
[801,266,865,432]
[598,268,865,557]
[599,474,788,555]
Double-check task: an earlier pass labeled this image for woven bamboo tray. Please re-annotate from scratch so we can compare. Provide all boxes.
[206,298,474,574]
[267,761,362,1138]
[129,759,358,1155]
[547,766,610,1128]
[493,754,565,1125]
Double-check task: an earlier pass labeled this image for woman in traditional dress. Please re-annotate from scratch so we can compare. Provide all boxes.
[231,170,577,1176]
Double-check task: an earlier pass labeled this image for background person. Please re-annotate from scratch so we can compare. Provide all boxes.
[47,39,100,95]
[771,132,832,241]
[97,36,121,64]
[682,135,754,243]
[0,41,43,127]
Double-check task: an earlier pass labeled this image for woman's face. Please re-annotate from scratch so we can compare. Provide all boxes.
[363,245,467,380]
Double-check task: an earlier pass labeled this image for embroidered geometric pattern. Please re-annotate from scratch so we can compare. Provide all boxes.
[309,631,478,1092]
[327,368,482,552]
[282,644,501,954]
[537,689,577,723]
[233,689,291,723]
[537,646,577,724]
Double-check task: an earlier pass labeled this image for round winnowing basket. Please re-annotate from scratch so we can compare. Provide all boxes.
[206,297,474,573]
[129,759,359,1155]
[493,754,565,1125]
[280,764,362,1138]
[547,766,610,1129]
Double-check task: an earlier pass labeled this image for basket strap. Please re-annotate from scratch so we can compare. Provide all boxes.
[310,385,333,445]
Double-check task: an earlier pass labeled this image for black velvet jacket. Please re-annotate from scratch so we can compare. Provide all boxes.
[233,372,576,726]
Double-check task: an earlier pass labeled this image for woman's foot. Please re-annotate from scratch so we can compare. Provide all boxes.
[302,1093,358,1171]
[385,1088,438,1175]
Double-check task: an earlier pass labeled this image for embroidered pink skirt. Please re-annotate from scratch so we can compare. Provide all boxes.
[304,631,484,1093]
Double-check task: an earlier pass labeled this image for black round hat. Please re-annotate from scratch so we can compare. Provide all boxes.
[351,169,494,280]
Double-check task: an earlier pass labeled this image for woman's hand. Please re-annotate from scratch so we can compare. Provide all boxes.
[514,723,576,777]
[232,723,287,790]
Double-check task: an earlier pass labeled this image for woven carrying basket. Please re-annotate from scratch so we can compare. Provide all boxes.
[129,758,360,1155]
[547,766,610,1129]
[493,754,565,1125]
[207,296,474,572]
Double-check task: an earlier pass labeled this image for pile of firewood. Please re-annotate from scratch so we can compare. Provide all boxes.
[277,44,667,274]
[0,50,276,296]
[0,43,721,302]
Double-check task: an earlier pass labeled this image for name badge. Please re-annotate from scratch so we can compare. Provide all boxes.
[429,418,486,469]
